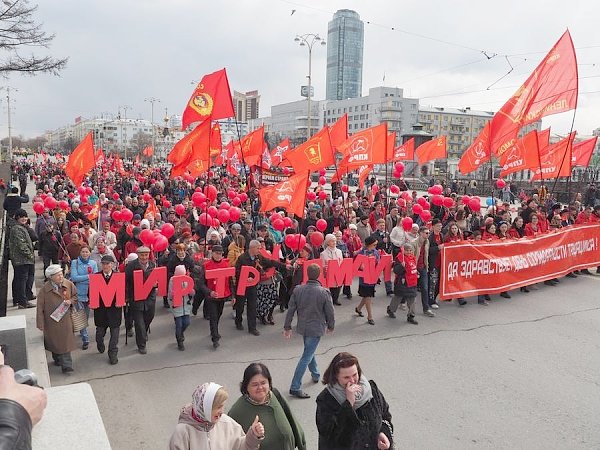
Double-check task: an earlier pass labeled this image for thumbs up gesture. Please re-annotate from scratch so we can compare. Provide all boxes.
[251,415,265,439]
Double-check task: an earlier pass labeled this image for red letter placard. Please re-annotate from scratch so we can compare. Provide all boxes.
[205,267,235,298]
[326,258,354,287]
[302,258,326,285]
[236,266,260,295]
[170,275,195,308]
[89,273,126,308]
[133,266,167,301]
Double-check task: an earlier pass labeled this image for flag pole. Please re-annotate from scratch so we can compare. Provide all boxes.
[550,111,577,202]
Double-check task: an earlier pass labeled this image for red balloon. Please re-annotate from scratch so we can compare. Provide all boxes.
[80,195,88,204]
[469,198,481,211]
[112,210,123,221]
[33,202,45,214]
[319,168,326,177]
[219,201,230,210]
[192,192,206,207]
[396,198,407,208]
[204,185,218,202]
[432,185,444,195]
[58,200,69,210]
[461,195,471,205]
[208,170,215,177]
[142,193,151,202]
[77,186,86,195]
[318,191,327,200]
[417,197,428,207]
[272,219,285,231]
[372,185,379,194]
[44,196,57,209]
[412,204,423,215]
[316,218,327,232]
[85,186,93,196]
[443,197,455,208]
[68,192,75,199]
[175,204,186,216]
[318,176,326,186]
[199,213,211,226]
[390,185,400,194]
[120,209,133,222]
[341,185,349,193]
[162,199,171,209]
[217,209,230,223]
[199,202,207,211]
[307,191,317,201]
[112,193,120,200]
[392,170,402,178]
[431,195,444,206]
[394,162,405,172]
[310,231,324,247]
[422,201,430,210]
[401,217,413,232]
[195,187,202,192]
[231,197,242,206]
[287,234,307,251]
[401,191,412,201]
[139,229,155,246]
[212,218,220,227]
[161,223,175,238]
[227,190,237,200]
[152,235,169,252]
[228,207,241,222]
[283,217,293,228]
[132,185,140,191]
[207,206,219,218]
[496,179,506,189]
[239,193,248,203]
[270,213,280,223]
[40,193,47,201]
[420,210,432,222]
[284,234,295,249]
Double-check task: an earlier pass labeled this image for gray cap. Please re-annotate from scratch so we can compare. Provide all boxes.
[101,255,115,263]
[45,264,62,278]
[136,246,151,253]
[231,223,241,230]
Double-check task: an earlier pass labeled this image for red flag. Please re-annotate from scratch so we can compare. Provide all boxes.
[169,119,211,178]
[239,127,265,167]
[416,136,447,165]
[144,198,160,220]
[95,147,105,163]
[181,68,235,129]
[65,133,96,186]
[571,136,597,167]
[225,140,244,176]
[209,122,222,163]
[259,171,309,218]
[358,165,372,189]
[330,114,348,149]
[488,31,578,154]
[531,132,575,180]
[113,155,126,176]
[260,143,272,169]
[458,123,491,174]
[285,127,335,173]
[337,124,388,169]
[271,138,292,167]
[388,137,415,162]
[499,129,551,177]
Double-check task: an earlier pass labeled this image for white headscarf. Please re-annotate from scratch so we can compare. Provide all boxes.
[191,382,223,427]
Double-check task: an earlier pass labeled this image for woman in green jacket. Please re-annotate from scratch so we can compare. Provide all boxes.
[229,363,306,450]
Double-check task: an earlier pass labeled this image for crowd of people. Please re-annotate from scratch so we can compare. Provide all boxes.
[3,157,600,375]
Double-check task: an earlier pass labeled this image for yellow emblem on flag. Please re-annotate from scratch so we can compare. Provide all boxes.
[304,143,322,165]
[189,83,214,116]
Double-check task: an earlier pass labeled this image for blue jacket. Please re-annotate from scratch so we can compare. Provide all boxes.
[70,257,98,302]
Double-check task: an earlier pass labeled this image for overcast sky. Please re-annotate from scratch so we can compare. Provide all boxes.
[3,0,599,139]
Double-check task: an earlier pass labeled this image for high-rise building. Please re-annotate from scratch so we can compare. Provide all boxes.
[326,9,364,101]
[233,90,260,122]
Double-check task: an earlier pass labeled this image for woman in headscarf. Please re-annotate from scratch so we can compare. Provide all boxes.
[35,265,77,373]
[229,363,306,450]
[168,382,265,450]
[316,352,393,450]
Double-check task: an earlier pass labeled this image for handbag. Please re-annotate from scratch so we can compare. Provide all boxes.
[71,302,88,333]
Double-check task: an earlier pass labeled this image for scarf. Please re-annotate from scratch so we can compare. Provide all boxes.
[326,374,373,410]
[244,391,271,406]
[190,382,223,432]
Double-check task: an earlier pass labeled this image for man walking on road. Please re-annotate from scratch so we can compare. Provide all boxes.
[284,264,335,399]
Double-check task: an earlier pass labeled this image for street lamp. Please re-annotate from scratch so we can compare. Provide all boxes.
[294,33,326,139]
[144,97,161,160]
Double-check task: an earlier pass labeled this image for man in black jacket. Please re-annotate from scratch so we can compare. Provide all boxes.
[94,255,123,365]
[2,186,29,219]
[234,240,289,336]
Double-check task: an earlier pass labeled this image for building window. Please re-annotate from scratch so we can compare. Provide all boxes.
[361,105,365,111]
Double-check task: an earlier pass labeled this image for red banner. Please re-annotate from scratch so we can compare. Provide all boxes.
[440,224,600,299]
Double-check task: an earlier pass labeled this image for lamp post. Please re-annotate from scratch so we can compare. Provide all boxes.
[144,97,161,160]
[294,33,325,139]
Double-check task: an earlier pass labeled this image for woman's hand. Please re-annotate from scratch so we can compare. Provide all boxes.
[250,415,264,439]
[345,383,362,407]
[377,432,390,449]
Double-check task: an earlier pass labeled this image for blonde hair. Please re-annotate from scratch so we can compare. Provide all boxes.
[212,387,229,411]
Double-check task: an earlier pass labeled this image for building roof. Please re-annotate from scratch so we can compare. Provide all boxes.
[419,106,494,117]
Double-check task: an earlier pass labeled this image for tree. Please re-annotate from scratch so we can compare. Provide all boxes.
[63,136,76,153]
[132,130,152,154]
[0,0,67,75]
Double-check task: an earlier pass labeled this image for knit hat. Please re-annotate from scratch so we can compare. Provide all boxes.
[174,265,186,276]
[45,264,62,278]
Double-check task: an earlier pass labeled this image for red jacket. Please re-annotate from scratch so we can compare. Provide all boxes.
[204,257,232,298]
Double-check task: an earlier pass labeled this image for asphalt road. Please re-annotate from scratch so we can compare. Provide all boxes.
[47,273,600,450]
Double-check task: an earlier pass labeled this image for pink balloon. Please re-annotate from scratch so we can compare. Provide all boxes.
[307,191,317,201]
[396,198,406,208]
[162,199,171,208]
[431,195,444,206]
[420,210,432,222]
[318,191,327,200]
[44,196,57,209]
[175,204,186,216]
[192,192,206,207]
[394,162,405,172]
[207,206,219,218]
[469,198,481,211]
[219,201,231,210]
[341,185,349,193]
[139,229,155,246]
[227,190,237,200]
[283,217,293,228]
[112,210,123,222]
[390,185,400,194]
[310,231,324,247]
[316,218,327,232]
[319,168,326,176]
[199,213,211,226]
[412,204,423,215]
[228,207,241,222]
[232,197,242,206]
[204,185,218,202]
[272,219,285,231]
[401,217,413,232]
[58,200,69,211]
[33,202,45,214]
[318,176,326,186]
[239,193,248,203]
[217,209,230,223]
[417,197,428,207]
[161,223,175,238]
[443,197,455,208]
[496,179,506,189]
[120,209,134,222]
[152,235,169,252]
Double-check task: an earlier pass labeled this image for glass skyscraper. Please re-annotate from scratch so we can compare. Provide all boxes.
[326,9,364,101]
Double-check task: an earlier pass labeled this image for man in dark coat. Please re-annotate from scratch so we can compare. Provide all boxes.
[94,255,122,364]
[234,240,288,336]
[124,246,156,354]
[2,186,29,219]
[8,209,36,309]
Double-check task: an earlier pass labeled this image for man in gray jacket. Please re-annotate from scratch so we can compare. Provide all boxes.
[284,264,335,398]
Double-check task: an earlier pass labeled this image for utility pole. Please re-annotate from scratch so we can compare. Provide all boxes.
[144,97,160,160]
[3,87,16,162]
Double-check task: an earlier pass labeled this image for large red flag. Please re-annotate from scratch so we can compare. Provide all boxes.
[499,129,551,177]
[531,132,575,180]
[337,124,388,168]
[259,171,309,218]
[181,68,235,130]
[239,127,265,167]
[458,123,491,174]
[271,138,292,167]
[285,127,335,173]
[358,165,372,189]
[169,119,211,178]
[488,31,578,154]
[388,137,415,162]
[260,143,272,169]
[571,136,597,167]
[330,114,348,150]
[225,140,244,176]
[65,133,96,186]
[416,136,447,165]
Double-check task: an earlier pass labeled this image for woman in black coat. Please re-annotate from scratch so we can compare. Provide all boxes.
[316,352,393,450]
